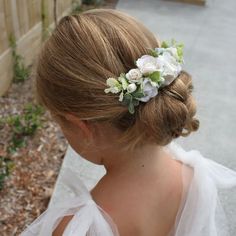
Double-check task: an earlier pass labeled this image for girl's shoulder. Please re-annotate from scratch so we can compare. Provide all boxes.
[53,152,186,236]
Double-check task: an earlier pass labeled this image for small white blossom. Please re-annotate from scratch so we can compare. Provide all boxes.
[104,86,120,94]
[125,69,142,84]
[137,78,158,102]
[106,77,118,87]
[127,83,137,93]
[104,77,122,94]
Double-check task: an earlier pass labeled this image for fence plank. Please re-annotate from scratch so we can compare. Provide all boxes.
[0,0,80,96]
[16,0,29,36]
[0,0,9,53]
[3,0,14,40]
[10,0,20,39]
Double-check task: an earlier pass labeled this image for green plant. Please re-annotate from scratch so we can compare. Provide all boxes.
[6,103,45,153]
[9,35,30,83]
[0,103,44,189]
[0,156,14,190]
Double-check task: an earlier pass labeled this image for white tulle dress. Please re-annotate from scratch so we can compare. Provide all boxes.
[20,141,236,236]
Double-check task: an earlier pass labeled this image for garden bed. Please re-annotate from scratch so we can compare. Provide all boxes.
[0,76,68,235]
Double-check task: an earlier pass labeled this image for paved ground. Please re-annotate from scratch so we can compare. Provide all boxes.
[51,0,236,234]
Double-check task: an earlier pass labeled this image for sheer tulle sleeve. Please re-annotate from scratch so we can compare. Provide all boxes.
[20,168,119,236]
[166,142,236,236]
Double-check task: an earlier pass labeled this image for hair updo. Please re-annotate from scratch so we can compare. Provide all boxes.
[35,8,199,152]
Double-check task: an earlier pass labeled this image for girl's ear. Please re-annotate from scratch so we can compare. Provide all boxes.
[64,113,93,140]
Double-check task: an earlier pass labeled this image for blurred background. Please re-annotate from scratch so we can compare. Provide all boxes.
[0,0,235,235]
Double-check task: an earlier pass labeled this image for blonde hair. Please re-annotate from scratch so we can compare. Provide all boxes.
[35,8,199,152]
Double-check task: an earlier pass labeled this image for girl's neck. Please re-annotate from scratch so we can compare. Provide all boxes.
[101,144,166,176]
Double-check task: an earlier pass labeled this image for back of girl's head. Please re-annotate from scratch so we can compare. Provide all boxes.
[36,8,199,152]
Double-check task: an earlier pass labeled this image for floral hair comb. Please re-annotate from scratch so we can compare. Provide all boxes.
[104,39,184,114]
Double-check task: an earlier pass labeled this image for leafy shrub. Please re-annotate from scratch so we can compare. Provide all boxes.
[5,103,45,153]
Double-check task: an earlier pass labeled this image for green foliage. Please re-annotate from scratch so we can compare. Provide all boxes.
[149,49,158,57]
[0,103,44,189]
[149,71,161,84]
[7,104,44,136]
[9,35,30,83]
[5,103,45,153]
[0,156,14,190]
[121,93,140,114]
[161,41,169,48]
[161,39,184,63]
[132,86,145,99]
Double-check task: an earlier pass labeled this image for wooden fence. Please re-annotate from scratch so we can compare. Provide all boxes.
[0,0,79,96]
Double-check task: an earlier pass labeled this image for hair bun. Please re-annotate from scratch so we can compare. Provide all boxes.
[136,70,199,146]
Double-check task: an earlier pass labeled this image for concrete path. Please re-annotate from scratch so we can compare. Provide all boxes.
[51,0,236,234]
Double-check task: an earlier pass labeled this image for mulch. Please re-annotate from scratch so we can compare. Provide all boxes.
[0,75,68,235]
[0,1,119,235]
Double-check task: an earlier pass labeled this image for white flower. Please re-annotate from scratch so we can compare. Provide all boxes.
[158,52,182,86]
[127,83,137,93]
[104,77,122,94]
[155,47,179,60]
[125,69,142,84]
[137,78,158,102]
[136,55,160,75]
[166,47,179,60]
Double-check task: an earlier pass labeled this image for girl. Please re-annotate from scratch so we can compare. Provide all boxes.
[21,8,236,236]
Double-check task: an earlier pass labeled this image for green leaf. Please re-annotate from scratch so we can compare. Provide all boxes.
[128,102,135,114]
[132,91,145,98]
[149,49,158,57]
[161,41,169,48]
[132,99,140,106]
[122,93,132,106]
[132,85,145,98]
[149,71,161,83]
[176,44,184,62]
